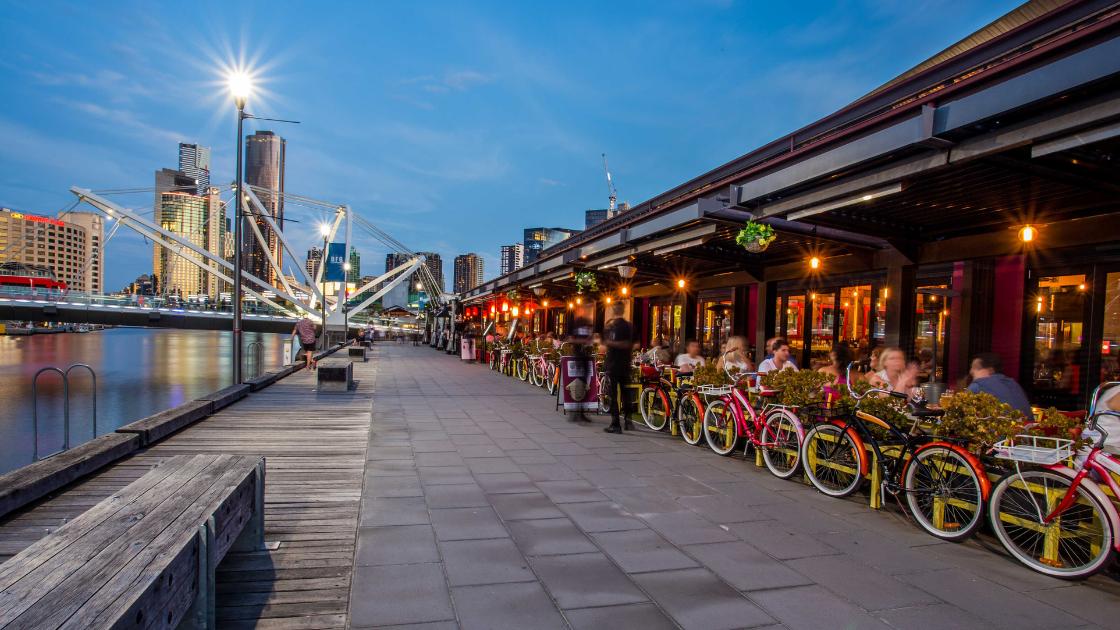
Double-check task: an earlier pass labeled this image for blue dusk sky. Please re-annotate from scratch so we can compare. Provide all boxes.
[1,0,1021,291]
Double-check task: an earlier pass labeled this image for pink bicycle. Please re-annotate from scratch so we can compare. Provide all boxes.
[700,371,806,479]
[987,382,1120,579]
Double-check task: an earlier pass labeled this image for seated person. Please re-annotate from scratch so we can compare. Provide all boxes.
[868,347,918,394]
[817,344,853,385]
[758,337,798,375]
[674,339,706,374]
[967,352,1033,419]
[717,336,754,374]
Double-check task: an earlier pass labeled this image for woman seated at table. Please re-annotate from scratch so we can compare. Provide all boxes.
[716,336,754,375]
[867,347,919,395]
[817,344,853,386]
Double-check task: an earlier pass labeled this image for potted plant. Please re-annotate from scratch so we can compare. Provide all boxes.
[736,220,777,253]
[938,391,1026,452]
[574,271,598,294]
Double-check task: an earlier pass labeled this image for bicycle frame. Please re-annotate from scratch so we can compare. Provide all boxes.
[1038,443,1120,551]
[718,379,793,451]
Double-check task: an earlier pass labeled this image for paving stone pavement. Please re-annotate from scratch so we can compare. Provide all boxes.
[349,344,1120,629]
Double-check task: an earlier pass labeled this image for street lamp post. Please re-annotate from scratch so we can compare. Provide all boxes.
[229,73,251,385]
[343,262,351,343]
[320,224,330,349]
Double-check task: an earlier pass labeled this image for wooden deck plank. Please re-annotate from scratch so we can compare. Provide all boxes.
[0,347,376,627]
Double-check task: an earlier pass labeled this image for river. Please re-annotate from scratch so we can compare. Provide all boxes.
[0,328,292,474]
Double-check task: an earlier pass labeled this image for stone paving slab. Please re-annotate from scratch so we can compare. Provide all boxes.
[349,345,1118,629]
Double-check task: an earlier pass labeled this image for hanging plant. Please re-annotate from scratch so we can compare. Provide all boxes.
[505,288,522,302]
[574,271,598,294]
[736,220,777,253]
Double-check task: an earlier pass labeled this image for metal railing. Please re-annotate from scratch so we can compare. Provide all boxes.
[31,363,97,461]
[246,341,265,379]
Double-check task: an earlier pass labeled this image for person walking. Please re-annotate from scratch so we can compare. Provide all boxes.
[603,302,634,434]
[293,316,320,371]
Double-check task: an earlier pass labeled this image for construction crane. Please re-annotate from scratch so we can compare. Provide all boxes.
[602,153,618,212]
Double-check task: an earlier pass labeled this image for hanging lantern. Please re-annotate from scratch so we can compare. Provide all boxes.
[501,302,509,312]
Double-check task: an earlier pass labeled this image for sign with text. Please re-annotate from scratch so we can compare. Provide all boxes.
[559,355,600,411]
[324,242,347,282]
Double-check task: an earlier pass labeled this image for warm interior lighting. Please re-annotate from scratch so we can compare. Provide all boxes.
[810,292,816,300]
[1079,283,1087,291]
[501,302,509,312]
[677,278,686,289]
[606,296,612,304]
[490,306,496,314]
[1018,225,1037,243]
[542,299,549,307]
[511,306,519,317]
[620,286,629,296]
[576,296,582,305]
[567,301,574,309]
[882,288,889,299]
[809,256,821,270]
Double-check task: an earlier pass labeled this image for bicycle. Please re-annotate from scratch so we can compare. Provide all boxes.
[801,364,988,542]
[700,371,806,480]
[986,383,1120,579]
[638,365,706,444]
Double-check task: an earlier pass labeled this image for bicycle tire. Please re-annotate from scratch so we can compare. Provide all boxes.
[598,374,613,415]
[903,445,985,542]
[546,364,558,395]
[760,409,803,479]
[516,358,529,381]
[528,362,540,387]
[640,387,670,431]
[702,400,739,456]
[802,423,864,497]
[679,394,704,445]
[988,469,1114,579]
[488,352,497,370]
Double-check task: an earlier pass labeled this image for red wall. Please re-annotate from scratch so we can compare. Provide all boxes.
[992,256,1026,380]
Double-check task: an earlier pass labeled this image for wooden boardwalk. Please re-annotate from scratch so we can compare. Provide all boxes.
[0,350,376,629]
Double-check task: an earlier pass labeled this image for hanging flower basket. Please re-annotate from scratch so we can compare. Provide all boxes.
[574,271,598,294]
[505,289,522,302]
[736,220,777,253]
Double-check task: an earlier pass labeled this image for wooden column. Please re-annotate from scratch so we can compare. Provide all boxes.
[949,260,995,384]
[883,264,917,355]
[754,281,775,364]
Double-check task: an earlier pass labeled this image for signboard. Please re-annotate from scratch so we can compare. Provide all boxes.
[324,242,347,282]
[460,336,475,361]
[559,355,599,411]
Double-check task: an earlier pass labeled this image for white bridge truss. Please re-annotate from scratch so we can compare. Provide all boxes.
[69,186,443,328]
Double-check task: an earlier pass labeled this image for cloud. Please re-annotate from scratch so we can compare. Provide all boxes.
[54,98,189,147]
[538,178,563,187]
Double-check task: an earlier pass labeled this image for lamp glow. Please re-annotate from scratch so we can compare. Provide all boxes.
[227,71,252,104]
[542,299,549,307]
[511,306,519,317]
[1018,225,1036,243]
[620,286,629,296]
[677,278,686,289]
[319,223,331,237]
[810,256,821,270]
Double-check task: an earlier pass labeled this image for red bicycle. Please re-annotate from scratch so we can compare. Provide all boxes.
[987,383,1120,579]
[700,371,806,479]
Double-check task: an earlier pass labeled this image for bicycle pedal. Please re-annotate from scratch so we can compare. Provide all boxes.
[1040,557,1064,568]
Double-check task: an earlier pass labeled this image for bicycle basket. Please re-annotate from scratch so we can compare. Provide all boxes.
[696,384,732,396]
[991,434,1074,465]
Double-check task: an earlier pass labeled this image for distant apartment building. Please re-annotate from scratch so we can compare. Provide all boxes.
[499,243,523,276]
[454,253,484,293]
[178,143,211,196]
[306,246,323,279]
[244,130,285,286]
[523,227,578,264]
[0,207,104,293]
[152,166,227,298]
[348,247,361,283]
[387,251,444,294]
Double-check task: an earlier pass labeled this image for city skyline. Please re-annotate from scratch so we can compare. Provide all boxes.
[0,1,1022,292]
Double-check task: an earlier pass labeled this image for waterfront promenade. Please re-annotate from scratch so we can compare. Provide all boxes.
[1,344,1119,628]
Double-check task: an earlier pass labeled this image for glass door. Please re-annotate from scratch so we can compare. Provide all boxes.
[914,284,951,382]
[809,291,835,370]
[1101,271,1120,388]
[1031,274,1089,409]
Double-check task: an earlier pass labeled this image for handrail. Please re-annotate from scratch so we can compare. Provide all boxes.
[246,341,265,379]
[31,363,99,461]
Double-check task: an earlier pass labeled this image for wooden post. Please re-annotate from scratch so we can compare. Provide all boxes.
[754,281,774,364]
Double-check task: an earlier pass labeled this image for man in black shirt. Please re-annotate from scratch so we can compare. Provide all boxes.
[603,302,634,434]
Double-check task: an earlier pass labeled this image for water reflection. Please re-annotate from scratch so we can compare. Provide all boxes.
[0,328,289,474]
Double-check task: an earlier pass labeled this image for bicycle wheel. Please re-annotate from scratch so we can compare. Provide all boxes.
[988,469,1114,579]
[639,387,670,431]
[703,401,738,455]
[903,445,984,541]
[760,409,803,479]
[546,364,558,395]
[802,423,864,497]
[528,361,540,387]
[598,374,613,415]
[516,358,529,381]
[488,351,497,370]
[679,394,704,445]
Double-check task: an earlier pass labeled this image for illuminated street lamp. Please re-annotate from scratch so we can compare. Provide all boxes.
[320,223,331,349]
[228,71,252,385]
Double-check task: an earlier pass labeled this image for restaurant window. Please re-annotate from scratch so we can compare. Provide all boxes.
[808,291,834,370]
[775,294,805,362]
[914,284,951,382]
[1102,272,1120,387]
[1032,274,1089,409]
[839,285,873,360]
[697,291,732,357]
[650,301,682,351]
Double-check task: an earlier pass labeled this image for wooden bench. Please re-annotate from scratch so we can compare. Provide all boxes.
[0,454,265,629]
[348,346,368,362]
[316,359,354,392]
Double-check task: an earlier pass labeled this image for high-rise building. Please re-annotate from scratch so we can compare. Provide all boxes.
[348,247,361,283]
[453,253,484,293]
[0,208,103,293]
[65,211,104,294]
[499,244,524,276]
[418,252,444,292]
[178,143,211,196]
[585,208,616,229]
[203,188,227,298]
[523,227,578,264]
[154,191,211,297]
[385,252,412,274]
[244,130,286,287]
[306,246,323,279]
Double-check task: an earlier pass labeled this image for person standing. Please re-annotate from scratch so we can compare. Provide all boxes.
[603,302,634,434]
[293,316,319,371]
